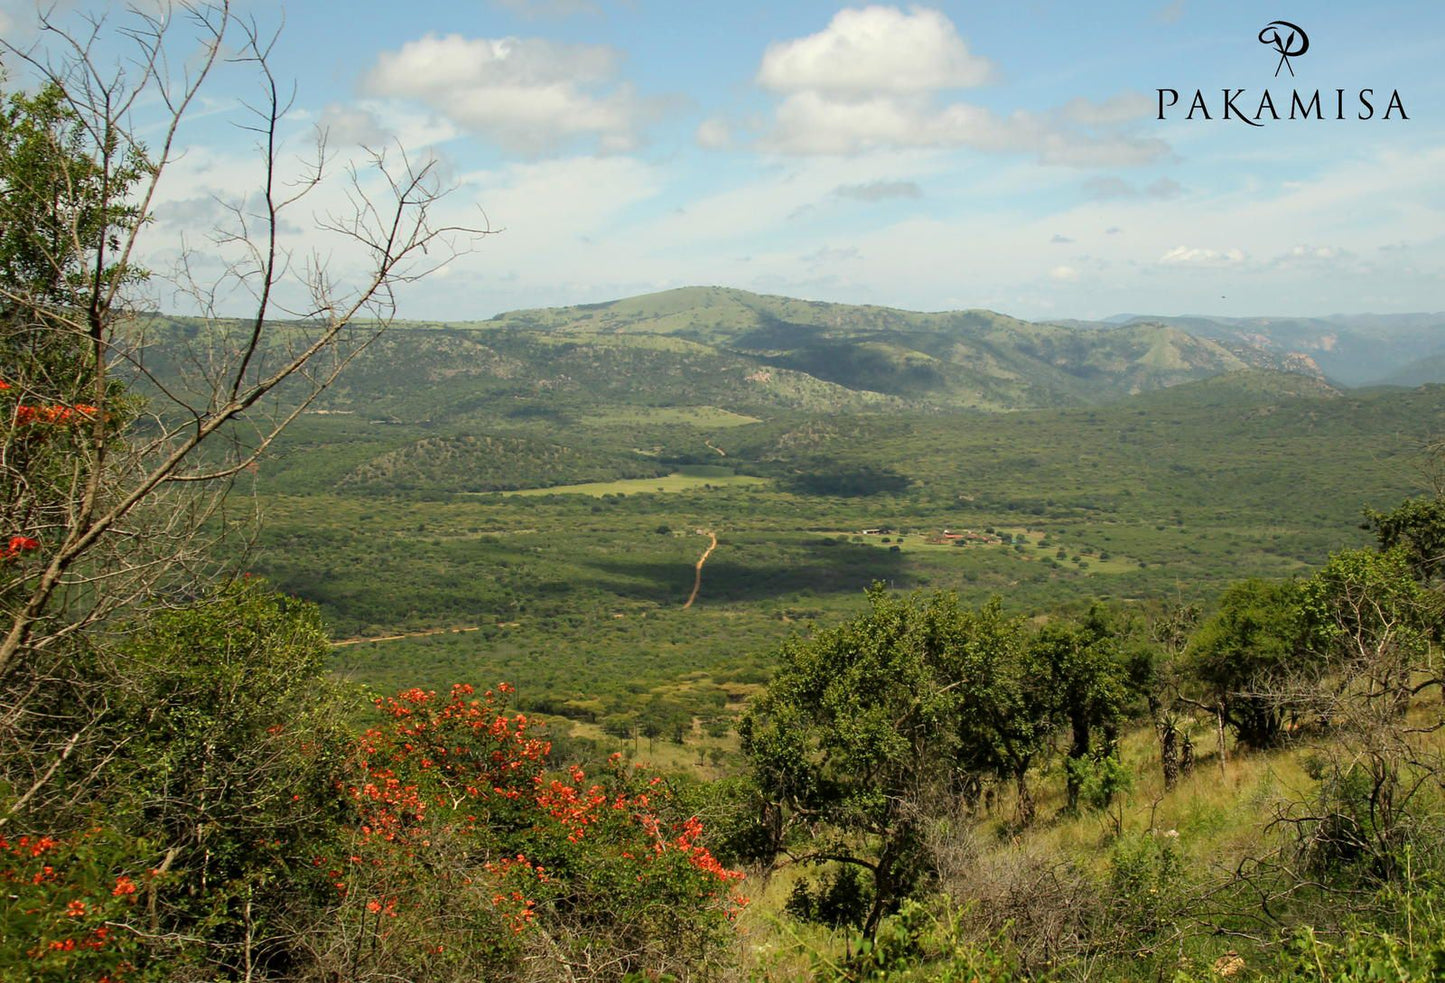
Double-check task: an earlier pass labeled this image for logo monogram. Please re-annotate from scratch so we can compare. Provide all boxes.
[1259,21,1309,77]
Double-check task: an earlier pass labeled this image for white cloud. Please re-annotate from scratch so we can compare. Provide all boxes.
[762,91,1167,164]
[363,34,644,154]
[751,7,1168,166]
[1281,244,1345,261]
[757,6,994,95]
[1057,93,1155,127]
[1158,246,1246,266]
[1050,265,1080,281]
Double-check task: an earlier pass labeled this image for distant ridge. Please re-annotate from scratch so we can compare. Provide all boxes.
[138,288,1436,427]
[444,286,1310,412]
[1060,311,1445,387]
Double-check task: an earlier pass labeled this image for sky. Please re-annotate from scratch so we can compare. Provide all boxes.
[2,0,1442,322]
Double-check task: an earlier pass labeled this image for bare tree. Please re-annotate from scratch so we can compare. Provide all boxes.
[0,1,485,676]
[0,0,487,820]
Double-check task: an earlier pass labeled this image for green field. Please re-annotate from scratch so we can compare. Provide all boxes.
[491,470,770,497]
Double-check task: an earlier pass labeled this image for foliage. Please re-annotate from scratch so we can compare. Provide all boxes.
[0,580,346,980]
[1363,495,1445,585]
[1031,604,1130,811]
[740,586,1051,937]
[0,827,154,983]
[1276,877,1445,982]
[1186,578,1308,748]
[306,682,745,981]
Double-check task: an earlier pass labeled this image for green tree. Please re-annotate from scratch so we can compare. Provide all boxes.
[739,587,963,936]
[0,3,475,691]
[740,587,1045,937]
[1364,495,1445,587]
[1187,579,1307,749]
[1031,604,1129,812]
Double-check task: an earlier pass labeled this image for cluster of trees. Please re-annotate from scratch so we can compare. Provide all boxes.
[735,494,1445,972]
[738,589,1143,935]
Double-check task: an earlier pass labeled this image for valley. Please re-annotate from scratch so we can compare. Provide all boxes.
[206,289,1445,753]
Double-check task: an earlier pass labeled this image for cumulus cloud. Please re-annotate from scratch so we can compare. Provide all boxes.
[152,194,230,229]
[758,6,994,95]
[762,90,1167,163]
[751,7,1168,166]
[363,33,645,153]
[832,180,923,201]
[1281,244,1346,261]
[319,104,393,148]
[1270,244,1356,270]
[1050,265,1080,281]
[1158,246,1246,266]
[1057,94,1156,127]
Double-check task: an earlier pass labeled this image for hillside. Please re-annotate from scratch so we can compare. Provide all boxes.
[144,289,1427,423]
[445,286,1301,411]
[1069,311,1445,387]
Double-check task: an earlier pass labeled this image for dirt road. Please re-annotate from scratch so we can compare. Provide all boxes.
[682,529,718,609]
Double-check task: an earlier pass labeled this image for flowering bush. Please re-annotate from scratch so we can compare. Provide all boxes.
[0,828,153,983]
[313,682,746,981]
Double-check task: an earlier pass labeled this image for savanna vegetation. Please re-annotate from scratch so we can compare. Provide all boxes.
[6,4,1445,982]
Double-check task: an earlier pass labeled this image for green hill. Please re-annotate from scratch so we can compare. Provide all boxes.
[335,287,1305,415]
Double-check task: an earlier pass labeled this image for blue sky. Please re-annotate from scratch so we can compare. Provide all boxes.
[3,0,1441,321]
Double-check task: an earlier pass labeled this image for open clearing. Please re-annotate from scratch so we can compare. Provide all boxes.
[578,405,761,428]
[488,472,770,498]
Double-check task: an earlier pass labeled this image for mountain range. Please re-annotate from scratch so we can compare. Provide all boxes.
[141,287,1444,425]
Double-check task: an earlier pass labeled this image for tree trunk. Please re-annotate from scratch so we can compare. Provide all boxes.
[1066,714,1090,812]
[1015,765,1035,828]
[1159,717,1179,792]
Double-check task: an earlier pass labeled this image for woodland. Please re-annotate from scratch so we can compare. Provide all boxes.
[5,4,1445,982]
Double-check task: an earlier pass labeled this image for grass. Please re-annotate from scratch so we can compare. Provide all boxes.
[484,472,771,498]
[578,405,762,428]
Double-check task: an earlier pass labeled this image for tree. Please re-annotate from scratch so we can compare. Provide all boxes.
[0,1,482,833]
[1285,547,1442,878]
[739,586,1044,937]
[1364,496,1445,587]
[1186,578,1308,749]
[0,0,481,693]
[1031,604,1129,812]
[0,4,484,976]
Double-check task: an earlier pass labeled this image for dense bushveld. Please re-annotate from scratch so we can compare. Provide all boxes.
[8,19,1445,977]
[245,369,1442,751]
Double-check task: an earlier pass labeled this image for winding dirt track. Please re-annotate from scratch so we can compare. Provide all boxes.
[682,529,718,609]
[331,626,482,648]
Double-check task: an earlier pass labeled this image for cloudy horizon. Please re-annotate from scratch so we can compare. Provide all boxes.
[3,0,1440,321]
